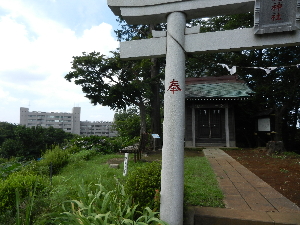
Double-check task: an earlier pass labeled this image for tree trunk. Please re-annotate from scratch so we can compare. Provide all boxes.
[150,57,162,149]
[274,105,285,142]
[149,24,162,149]
[266,141,285,154]
[270,106,285,154]
[138,102,148,158]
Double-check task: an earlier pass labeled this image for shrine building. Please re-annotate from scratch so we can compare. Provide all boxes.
[185,75,253,148]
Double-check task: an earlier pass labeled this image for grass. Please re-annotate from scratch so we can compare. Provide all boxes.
[48,154,125,212]
[184,157,224,207]
[46,152,224,220]
[1,150,225,224]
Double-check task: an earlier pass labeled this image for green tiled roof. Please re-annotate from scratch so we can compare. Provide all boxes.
[186,82,254,98]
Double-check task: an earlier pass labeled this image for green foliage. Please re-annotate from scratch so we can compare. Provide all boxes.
[0,160,29,180]
[1,138,23,158]
[0,157,7,164]
[125,161,161,211]
[184,157,224,207]
[114,108,141,139]
[15,184,37,225]
[0,122,17,146]
[37,146,70,175]
[47,154,124,216]
[69,149,97,162]
[0,172,47,213]
[53,180,167,225]
[65,51,152,110]
[0,125,76,159]
[66,135,127,154]
[65,51,157,148]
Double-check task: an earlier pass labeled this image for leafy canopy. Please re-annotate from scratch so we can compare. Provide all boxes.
[65,51,153,110]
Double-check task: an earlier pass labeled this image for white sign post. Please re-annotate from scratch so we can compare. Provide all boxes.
[123,153,129,176]
[151,134,160,151]
[107,1,300,224]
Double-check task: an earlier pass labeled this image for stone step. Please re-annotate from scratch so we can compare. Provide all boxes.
[186,207,300,225]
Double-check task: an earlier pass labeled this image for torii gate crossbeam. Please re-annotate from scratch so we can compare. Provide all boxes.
[120,28,300,59]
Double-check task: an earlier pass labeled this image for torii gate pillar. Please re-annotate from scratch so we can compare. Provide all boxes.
[161,11,186,225]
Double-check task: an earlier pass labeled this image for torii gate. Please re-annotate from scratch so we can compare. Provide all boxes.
[107,1,300,224]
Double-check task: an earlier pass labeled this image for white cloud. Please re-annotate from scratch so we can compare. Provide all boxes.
[0,0,119,124]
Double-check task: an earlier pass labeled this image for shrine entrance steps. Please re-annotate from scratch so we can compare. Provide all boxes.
[185,148,300,225]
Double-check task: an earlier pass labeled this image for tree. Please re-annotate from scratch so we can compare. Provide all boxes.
[115,19,166,148]
[238,47,300,149]
[65,51,154,149]
[113,108,142,139]
[0,122,17,146]
[0,126,76,159]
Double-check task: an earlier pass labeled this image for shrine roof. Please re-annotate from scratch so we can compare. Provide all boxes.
[185,75,254,100]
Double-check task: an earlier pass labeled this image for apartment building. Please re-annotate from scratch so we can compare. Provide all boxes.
[20,107,117,137]
[80,120,117,137]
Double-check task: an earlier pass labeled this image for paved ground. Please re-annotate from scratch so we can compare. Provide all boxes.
[188,148,300,225]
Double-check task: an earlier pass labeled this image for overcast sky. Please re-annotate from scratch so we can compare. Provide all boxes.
[0,0,120,124]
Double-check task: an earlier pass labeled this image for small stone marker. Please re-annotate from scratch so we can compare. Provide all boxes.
[109,164,119,169]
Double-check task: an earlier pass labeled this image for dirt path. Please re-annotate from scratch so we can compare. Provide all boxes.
[225,148,300,207]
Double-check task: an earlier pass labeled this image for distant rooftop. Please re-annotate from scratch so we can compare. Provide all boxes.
[185,75,254,100]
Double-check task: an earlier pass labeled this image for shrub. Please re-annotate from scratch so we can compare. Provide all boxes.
[0,161,25,180]
[0,172,47,212]
[125,161,161,211]
[69,149,97,162]
[37,146,70,175]
[65,136,138,155]
[0,157,7,164]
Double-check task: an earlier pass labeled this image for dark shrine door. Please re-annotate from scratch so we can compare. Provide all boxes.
[196,109,222,139]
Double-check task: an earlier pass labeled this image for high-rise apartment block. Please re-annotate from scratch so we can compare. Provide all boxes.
[20,107,117,137]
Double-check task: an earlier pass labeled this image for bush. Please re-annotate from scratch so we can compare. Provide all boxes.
[65,136,138,155]
[0,161,25,180]
[0,125,76,159]
[0,172,47,212]
[125,161,161,211]
[37,146,70,175]
[0,157,7,164]
[69,149,97,162]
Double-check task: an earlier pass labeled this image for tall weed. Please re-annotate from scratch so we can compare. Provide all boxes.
[53,180,167,225]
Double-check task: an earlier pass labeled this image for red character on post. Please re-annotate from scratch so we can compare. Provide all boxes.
[167,79,182,94]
